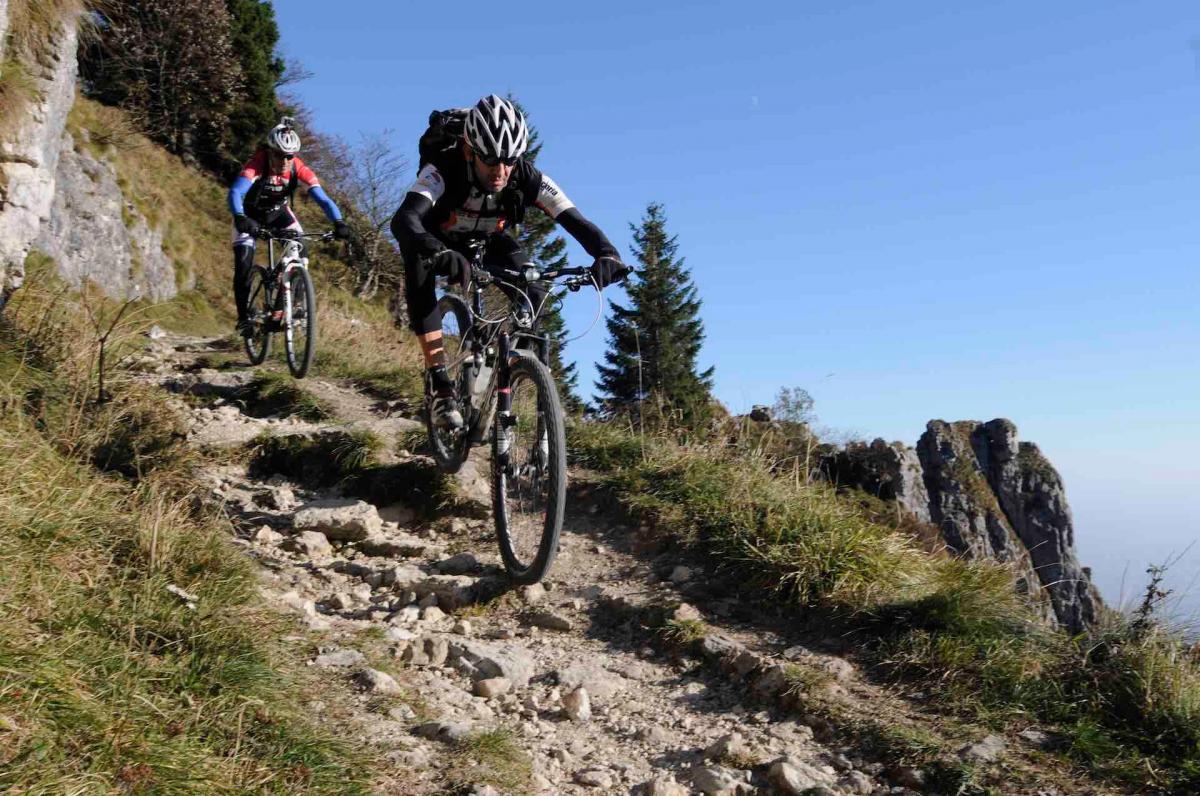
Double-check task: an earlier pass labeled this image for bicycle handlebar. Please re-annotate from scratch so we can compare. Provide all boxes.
[255,229,336,242]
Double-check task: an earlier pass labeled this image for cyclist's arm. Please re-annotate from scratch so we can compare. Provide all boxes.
[295,157,342,222]
[228,150,264,216]
[534,173,619,259]
[391,164,448,265]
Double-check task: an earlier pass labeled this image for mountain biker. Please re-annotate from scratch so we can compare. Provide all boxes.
[390,94,629,429]
[227,117,353,335]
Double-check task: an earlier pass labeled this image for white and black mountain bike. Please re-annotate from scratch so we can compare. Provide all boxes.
[427,240,596,584]
[242,229,332,378]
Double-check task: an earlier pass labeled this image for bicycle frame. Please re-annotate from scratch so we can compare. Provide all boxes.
[265,236,309,350]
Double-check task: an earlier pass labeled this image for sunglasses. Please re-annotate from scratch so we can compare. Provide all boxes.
[473,150,517,167]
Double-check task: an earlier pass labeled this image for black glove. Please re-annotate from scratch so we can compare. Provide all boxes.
[431,249,471,291]
[234,214,260,236]
[590,256,630,289]
[333,220,355,241]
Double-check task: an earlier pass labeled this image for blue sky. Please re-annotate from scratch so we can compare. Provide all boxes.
[274,0,1200,619]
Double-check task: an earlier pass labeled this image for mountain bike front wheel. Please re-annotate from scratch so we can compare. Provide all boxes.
[492,350,566,584]
[284,267,317,378]
[243,265,272,365]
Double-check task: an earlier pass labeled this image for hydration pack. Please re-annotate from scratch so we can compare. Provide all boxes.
[418,108,468,168]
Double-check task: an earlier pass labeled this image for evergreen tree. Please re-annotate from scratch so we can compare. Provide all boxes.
[509,103,582,411]
[596,203,713,424]
[223,0,285,170]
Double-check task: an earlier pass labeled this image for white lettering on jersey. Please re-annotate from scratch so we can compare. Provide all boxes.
[407,164,446,203]
[535,174,575,218]
[442,188,506,234]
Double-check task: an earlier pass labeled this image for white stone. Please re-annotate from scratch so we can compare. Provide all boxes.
[563,687,591,722]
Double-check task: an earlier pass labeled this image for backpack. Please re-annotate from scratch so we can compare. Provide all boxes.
[418,108,468,168]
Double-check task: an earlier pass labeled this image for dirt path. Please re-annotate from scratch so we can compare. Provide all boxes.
[137,333,1126,796]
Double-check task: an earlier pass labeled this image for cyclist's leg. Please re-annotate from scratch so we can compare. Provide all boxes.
[404,244,463,428]
[232,222,257,331]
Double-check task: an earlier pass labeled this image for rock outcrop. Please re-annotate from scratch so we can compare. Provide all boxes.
[34,132,180,301]
[824,439,932,524]
[0,10,79,305]
[830,418,1099,632]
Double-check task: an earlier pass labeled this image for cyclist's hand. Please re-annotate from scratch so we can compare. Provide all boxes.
[590,256,630,289]
[432,249,471,292]
[333,220,356,242]
[234,214,260,237]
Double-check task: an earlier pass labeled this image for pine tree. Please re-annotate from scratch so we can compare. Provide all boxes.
[223,0,285,170]
[509,103,582,411]
[596,203,713,424]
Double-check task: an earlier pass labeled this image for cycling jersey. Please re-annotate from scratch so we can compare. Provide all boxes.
[391,149,619,336]
[392,149,618,267]
[228,148,341,221]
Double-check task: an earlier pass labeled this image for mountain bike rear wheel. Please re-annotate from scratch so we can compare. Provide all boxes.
[425,293,473,473]
[243,266,272,365]
[284,267,317,378]
[492,350,566,584]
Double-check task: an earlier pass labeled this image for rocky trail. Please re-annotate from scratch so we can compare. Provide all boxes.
[131,332,1121,796]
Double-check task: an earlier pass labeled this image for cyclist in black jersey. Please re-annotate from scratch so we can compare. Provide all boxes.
[391,94,628,428]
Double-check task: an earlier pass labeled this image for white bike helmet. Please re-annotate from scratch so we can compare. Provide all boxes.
[464,95,528,162]
[266,117,301,155]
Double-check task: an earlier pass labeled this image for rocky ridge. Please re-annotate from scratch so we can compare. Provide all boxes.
[822,419,1099,633]
[132,333,1121,796]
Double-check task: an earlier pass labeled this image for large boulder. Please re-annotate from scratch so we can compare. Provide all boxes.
[291,499,382,542]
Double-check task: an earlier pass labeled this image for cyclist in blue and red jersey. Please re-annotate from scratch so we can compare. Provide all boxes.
[227,117,352,335]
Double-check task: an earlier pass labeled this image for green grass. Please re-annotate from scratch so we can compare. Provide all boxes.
[0,321,373,793]
[240,371,332,421]
[569,422,1200,792]
[445,729,532,794]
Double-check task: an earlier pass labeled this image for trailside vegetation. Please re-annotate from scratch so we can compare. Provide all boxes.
[568,421,1200,791]
[0,266,376,794]
[596,202,714,425]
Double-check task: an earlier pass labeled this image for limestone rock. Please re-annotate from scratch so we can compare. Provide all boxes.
[473,677,511,699]
[436,551,482,575]
[575,768,613,788]
[358,532,439,558]
[292,499,382,542]
[563,687,592,721]
[447,638,535,687]
[919,419,1099,631]
[959,733,1006,763]
[641,776,689,796]
[313,648,365,668]
[554,661,625,700]
[0,15,80,303]
[768,757,836,794]
[525,610,573,632]
[823,438,931,524]
[284,531,333,558]
[355,668,403,695]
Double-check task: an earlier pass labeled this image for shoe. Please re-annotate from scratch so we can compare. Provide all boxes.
[430,392,464,430]
[236,319,254,338]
